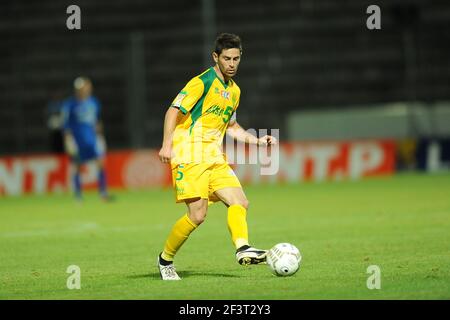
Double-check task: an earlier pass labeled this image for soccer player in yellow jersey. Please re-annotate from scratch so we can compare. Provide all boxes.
[157,33,277,280]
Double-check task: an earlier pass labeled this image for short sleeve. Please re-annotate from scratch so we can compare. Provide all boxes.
[230,111,237,124]
[232,85,241,110]
[171,77,204,115]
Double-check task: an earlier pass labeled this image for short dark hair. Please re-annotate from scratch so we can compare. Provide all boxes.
[214,33,242,55]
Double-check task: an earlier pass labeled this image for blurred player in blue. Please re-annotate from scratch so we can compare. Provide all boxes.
[62,76,113,201]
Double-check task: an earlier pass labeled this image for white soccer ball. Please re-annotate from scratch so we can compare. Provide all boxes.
[267,243,301,277]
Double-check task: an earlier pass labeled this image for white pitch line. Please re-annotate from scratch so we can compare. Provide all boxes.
[0,223,165,238]
[1,222,99,238]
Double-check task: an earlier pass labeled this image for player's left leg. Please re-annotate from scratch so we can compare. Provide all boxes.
[71,161,82,200]
[85,136,113,201]
[95,157,114,201]
[158,197,207,280]
[213,186,268,265]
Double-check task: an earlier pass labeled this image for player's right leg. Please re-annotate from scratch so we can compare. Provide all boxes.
[95,157,115,202]
[158,197,208,280]
[157,163,210,280]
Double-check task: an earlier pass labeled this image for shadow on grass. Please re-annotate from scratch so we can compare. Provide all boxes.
[128,271,241,280]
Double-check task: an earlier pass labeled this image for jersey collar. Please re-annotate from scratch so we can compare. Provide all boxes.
[211,67,232,89]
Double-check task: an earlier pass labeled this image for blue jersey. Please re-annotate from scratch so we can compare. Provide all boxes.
[62,96,101,149]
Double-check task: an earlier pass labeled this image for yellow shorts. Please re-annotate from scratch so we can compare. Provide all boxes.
[171,162,242,204]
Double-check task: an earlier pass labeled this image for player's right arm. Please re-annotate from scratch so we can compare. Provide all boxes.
[159,106,180,163]
[61,101,78,156]
[159,77,204,163]
[63,131,78,156]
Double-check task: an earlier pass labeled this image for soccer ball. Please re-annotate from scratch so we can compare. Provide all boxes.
[267,243,301,276]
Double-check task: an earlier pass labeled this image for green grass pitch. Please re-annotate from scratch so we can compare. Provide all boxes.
[1,173,449,299]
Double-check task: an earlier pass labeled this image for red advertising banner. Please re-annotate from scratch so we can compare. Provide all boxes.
[0,150,171,196]
[0,140,395,196]
[0,154,69,196]
[231,140,396,184]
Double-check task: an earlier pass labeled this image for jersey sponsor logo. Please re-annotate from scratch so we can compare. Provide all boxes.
[205,105,234,123]
[205,105,224,117]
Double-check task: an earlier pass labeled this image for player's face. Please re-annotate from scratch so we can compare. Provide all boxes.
[75,82,93,100]
[213,48,241,79]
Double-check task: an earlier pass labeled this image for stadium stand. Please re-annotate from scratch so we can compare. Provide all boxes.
[1,0,449,154]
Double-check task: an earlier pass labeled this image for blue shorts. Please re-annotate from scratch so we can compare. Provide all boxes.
[73,143,102,164]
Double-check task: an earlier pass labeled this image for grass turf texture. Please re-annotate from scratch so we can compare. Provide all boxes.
[0,173,449,300]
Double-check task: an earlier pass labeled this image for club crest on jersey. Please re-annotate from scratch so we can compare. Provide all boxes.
[220,90,231,100]
[215,87,230,100]
[220,90,230,100]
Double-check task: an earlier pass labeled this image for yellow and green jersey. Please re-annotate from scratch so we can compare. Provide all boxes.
[170,67,241,164]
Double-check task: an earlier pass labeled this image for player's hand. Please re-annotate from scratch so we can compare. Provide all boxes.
[64,135,78,156]
[96,135,107,155]
[258,135,278,146]
[159,146,172,164]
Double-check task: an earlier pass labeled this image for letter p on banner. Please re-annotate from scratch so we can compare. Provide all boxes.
[66,265,81,289]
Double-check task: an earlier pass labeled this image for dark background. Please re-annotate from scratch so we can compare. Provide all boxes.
[1,0,449,155]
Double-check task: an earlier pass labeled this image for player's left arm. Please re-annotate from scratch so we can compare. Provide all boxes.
[96,121,104,135]
[94,99,107,152]
[226,119,277,146]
